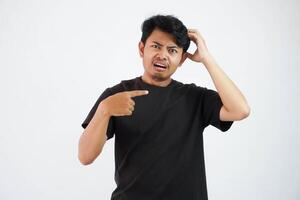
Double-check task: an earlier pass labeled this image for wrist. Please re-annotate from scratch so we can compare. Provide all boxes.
[97,101,111,118]
[201,52,214,66]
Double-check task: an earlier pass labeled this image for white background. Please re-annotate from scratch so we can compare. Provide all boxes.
[1,0,299,199]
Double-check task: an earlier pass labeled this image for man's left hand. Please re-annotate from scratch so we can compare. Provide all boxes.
[185,29,210,63]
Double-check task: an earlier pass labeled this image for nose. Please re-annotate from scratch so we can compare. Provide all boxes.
[157,49,168,61]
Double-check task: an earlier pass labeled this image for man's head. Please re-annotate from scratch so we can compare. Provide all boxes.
[140,15,190,53]
[138,14,190,86]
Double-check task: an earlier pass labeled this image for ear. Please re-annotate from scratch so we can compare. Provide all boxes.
[138,41,145,58]
[178,52,188,67]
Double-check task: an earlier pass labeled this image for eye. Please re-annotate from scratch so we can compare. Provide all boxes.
[169,49,178,54]
[152,44,159,48]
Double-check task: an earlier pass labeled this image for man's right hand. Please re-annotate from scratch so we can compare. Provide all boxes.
[98,90,149,117]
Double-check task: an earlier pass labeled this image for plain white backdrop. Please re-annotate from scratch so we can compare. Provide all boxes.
[1,0,299,199]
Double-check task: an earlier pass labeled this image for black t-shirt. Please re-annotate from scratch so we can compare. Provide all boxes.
[81,76,234,200]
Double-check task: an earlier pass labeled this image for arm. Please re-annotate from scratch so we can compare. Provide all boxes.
[78,90,149,165]
[202,53,250,121]
[78,102,110,165]
[185,29,250,121]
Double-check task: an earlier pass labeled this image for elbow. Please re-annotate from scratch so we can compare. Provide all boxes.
[239,105,251,120]
[78,146,103,165]
[77,130,103,165]
[80,160,93,166]
[78,149,102,165]
[78,132,104,166]
[79,159,93,166]
[78,153,94,165]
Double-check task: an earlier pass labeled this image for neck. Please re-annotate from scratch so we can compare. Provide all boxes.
[141,74,172,87]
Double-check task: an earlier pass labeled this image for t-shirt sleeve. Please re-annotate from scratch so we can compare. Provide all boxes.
[200,87,234,132]
[81,87,115,140]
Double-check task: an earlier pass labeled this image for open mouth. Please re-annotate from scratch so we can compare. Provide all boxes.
[153,63,167,72]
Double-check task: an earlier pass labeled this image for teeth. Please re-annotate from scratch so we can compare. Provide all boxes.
[154,63,165,67]
[154,63,166,69]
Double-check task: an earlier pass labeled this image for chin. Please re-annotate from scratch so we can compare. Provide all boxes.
[151,74,170,82]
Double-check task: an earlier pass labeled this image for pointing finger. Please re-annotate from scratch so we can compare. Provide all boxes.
[128,90,149,97]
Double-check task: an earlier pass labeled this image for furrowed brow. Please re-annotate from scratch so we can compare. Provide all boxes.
[152,41,163,46]
[167,44,179,49]
[152,41,178,49]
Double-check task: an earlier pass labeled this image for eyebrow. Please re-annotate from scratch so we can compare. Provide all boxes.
[152,41,179,49]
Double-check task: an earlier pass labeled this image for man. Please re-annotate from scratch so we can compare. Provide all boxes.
[78,14,250,200]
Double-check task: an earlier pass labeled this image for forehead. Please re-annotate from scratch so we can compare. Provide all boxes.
[146,28,177,46]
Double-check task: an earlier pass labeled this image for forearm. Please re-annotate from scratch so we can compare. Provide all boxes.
[202,53,250,114]
[78,102,111,165]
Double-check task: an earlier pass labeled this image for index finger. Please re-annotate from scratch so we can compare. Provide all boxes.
[127,90,149,97]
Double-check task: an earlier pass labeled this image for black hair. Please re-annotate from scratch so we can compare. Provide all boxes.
[140,14,190,53]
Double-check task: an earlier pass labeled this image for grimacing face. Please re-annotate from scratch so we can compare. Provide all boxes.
[138,28,187,85]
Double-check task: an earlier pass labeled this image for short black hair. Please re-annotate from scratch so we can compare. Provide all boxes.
[140,14,190,53]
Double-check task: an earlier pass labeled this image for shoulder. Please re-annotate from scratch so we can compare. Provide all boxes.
[106,77,139,94]
[120,77,138,88]
[177,82,208,96]
[187,82,206,91]
[178,82,220,102]
[185,82,216,96]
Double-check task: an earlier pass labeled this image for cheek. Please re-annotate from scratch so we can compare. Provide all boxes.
[144,52,155,63]
[143,54,153,67]
[171,56,182,65]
